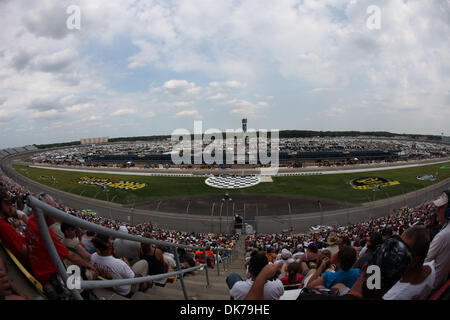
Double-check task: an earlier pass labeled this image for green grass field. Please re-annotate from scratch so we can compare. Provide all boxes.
[13,162,450,205]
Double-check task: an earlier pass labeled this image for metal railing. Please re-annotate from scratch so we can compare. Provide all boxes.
[27,196,232,301]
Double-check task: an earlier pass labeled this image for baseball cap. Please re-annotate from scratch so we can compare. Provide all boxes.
[432,191,449,207]
[281,248,291,259]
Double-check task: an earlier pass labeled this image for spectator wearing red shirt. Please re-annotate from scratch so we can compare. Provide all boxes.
[298,242,320,265]
[331,236,359,267]
[0,191,29,267]
[25,211,97,295]
[196,246,216,268]
[280,262,304,286]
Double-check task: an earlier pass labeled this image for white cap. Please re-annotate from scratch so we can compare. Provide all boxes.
[281,248,291,259]
[433,192,448,208]
[119,225,129,233]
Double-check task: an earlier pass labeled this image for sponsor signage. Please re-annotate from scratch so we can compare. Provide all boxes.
[40,175,54,181]
[77,176,146,190]
[350,177,400,190]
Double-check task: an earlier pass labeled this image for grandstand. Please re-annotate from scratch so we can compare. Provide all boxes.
[28,136,449,169]
[24,145,38,151]
[0,146,449,301]
[2,0,449,310]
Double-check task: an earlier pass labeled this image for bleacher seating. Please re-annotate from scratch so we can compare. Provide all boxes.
[0,152,448,300]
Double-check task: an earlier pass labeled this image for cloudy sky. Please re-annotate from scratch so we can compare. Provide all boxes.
[1,0,449,148]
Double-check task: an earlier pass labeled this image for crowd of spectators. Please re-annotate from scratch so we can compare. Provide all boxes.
[33,137,449,168]
[1,169,449,301]
[0,173,237,300]
[229,190,450,300]
[244,201,441,256]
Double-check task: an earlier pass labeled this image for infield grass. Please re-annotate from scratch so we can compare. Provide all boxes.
[13,162,450,205]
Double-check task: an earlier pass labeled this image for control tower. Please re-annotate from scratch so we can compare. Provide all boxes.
[242,118,247,133]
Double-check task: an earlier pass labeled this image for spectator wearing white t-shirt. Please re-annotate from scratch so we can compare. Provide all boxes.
[227,251,284,300]
[274,248,295,265]
[383,225,435,300]
[161,247,177,269]
[383,261,436,300]
[91,234,149,297]
[425,191,450,292]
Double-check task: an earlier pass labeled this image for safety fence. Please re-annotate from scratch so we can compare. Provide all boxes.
[27,196,232,300]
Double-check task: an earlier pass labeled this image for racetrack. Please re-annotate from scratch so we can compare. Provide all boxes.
[2,153,450,233]
[133,194,357,217]
[13,159,450,206]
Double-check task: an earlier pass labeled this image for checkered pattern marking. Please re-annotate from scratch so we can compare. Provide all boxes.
[205,175,261,189]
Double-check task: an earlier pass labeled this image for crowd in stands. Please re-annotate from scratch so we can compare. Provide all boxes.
[1,169,449,301]
[33,137,449,168]
[0,173,237,300]
[227,190,450,300]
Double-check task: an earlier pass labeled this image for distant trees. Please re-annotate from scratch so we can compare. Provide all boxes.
[34,131,441,149]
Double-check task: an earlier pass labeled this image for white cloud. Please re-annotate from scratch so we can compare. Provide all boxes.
[1,0,449,147]
[209,81,247,89]
[66,102,94,113]
[227,99,270,116]
[128,40,160,69]
[111,108,137,116]
[326,107,346,117]
[175,109,200,117]
[144,111,155,118]
[224,81,247,88]
[34,48,78,73]
[308,88,335,94]
[172,101,193,108]
[31,109,62,120]
[161,80,202,95]
[87,115,99,121]
[208,93,227,100]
